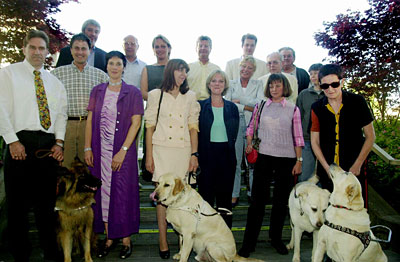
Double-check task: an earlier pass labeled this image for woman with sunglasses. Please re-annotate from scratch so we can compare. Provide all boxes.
[310,64,375,204]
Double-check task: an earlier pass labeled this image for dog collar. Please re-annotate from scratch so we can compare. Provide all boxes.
[332,204,354,211]
[54,205,91,212]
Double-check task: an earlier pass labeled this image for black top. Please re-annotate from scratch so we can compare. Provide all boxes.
[311,90,373,172]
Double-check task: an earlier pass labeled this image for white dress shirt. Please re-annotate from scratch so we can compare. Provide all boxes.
[225,57,268,81]
[0,59,68,144]
[123,58,146,89]
[187,60,220,100]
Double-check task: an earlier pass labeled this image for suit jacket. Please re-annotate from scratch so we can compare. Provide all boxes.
[296,67,310,94]
[198,98,239,163]
[225,78,264,125]
[225,57,268,81]
[56,46,107,72]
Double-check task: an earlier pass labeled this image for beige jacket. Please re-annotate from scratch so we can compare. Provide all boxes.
[145,89,200,148]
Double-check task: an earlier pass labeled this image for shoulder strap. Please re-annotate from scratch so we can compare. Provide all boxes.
[155,90,164,130]
[254,100,266,137]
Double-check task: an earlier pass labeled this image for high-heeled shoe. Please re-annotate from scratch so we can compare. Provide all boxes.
[119,241,132,259]
[97,239,117,258]
[159,249,170,259]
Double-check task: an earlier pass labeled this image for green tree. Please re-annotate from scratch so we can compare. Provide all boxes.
[0,0,78,67]
[314,0,400,120]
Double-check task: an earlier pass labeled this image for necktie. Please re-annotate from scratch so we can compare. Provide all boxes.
[33,70,51,130]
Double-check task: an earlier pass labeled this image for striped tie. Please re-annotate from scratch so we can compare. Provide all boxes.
[33,70,51,130]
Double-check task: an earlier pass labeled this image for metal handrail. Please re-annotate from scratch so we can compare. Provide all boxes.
[372,143,400,166]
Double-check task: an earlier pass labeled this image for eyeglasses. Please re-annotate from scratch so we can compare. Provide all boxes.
[320,81,340,90]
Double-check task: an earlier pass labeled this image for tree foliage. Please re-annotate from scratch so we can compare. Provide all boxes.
[314,0,400,120]
[0,0,78,67]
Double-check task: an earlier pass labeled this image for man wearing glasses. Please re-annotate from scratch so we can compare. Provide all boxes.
[310,64,375,204]
[122,35,146,89]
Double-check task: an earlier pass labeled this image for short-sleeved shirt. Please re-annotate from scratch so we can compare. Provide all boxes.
[311,90,373,171]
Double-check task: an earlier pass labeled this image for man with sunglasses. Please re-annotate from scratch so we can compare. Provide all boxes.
[310,64,375,204]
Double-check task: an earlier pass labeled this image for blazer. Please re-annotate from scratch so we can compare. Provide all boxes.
[56,46,107,72]
[225,78,264,125]
[198,98,239,162]
[296,67,311,94]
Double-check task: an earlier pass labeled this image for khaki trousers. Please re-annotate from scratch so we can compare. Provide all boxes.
[63,119,86,168]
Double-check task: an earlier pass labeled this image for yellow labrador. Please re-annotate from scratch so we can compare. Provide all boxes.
[287,178,330,262]
[155,173,264,262]
[312,164,387,262]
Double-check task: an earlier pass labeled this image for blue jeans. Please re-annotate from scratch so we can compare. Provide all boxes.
[232,117,254,198]
[298,141,316,182]
[232,118,246,198]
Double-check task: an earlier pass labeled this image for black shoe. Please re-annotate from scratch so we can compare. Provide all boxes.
[120,242,132,259]
[97,239,117,258]
[271,240,289,255]
[237,247,255,258]
[159,249,170,259]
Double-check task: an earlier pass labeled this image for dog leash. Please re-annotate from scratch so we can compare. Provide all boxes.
[35,149,53,159]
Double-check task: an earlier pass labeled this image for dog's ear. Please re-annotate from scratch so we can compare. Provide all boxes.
[172,178,185,196]
[346,183,360,204]
[323,189,331,198]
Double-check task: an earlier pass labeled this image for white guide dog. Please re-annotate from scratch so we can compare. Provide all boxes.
[312,164,387,262]
[287,177,331,262]
[155,173,264,262]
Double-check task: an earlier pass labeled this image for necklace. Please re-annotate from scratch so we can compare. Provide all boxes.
[109,80,122,86]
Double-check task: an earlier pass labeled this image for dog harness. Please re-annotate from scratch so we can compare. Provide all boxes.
[324,220,371,250]
[169,198,232,235]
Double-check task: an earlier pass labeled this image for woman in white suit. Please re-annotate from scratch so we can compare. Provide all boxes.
[225,56,264,206]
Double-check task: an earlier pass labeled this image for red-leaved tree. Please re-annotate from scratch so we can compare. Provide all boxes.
[314,0,400,120]
[0,0,79,68]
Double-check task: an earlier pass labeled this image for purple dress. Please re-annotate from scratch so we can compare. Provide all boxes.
[88,81,144,239]
[100,89,119,222]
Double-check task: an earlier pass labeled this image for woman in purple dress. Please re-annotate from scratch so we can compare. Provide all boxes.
[84,51,144,259]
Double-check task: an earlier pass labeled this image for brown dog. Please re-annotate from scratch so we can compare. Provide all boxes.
[55,159,101,262]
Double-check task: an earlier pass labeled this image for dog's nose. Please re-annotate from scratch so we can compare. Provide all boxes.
[316,221,322,228]
[154,193,159,200]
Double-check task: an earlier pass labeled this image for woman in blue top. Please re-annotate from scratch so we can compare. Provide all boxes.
[198,70,239,228]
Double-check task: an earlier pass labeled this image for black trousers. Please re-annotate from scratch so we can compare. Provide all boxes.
[4,131,59,262]
[198,142,236,228]
[241,153,295,250]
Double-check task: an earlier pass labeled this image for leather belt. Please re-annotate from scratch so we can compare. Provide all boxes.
[68,116,87,121]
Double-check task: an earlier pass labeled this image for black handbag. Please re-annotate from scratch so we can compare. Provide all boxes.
[141,90,163,182]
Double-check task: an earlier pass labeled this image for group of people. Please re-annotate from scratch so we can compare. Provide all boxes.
[0,18,375,262]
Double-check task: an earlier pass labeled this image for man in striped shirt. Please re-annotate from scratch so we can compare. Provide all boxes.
[52,33,108,168]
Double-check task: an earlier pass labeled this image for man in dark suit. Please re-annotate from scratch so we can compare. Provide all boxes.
[56,19,107,72]
[279,47,310,94]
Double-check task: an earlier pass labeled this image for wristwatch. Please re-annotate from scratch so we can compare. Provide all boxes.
[297,157,303,162]
[191,152,199,158]
[122,146,129,151]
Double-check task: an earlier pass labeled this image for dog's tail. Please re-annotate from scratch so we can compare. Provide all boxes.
[307,168,320,184]
[233,254,266,262]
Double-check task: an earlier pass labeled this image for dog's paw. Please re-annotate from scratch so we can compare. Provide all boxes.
[286,243,294,250]
[292,257,300,262]
[173,253,181,260]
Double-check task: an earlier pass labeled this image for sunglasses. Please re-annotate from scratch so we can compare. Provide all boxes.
[320,81,340,90]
